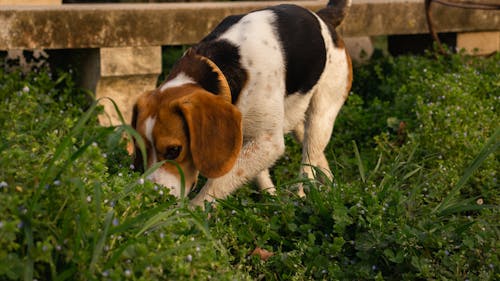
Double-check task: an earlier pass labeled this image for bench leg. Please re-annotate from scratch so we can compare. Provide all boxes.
[92,46,162,127]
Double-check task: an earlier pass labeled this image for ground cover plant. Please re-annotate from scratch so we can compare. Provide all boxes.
[0,50,498,280]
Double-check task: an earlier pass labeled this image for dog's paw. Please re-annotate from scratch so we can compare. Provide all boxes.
[296,183,306,198]
[261,186,277,195]
[189,197,205,210]
[190,194,217,211]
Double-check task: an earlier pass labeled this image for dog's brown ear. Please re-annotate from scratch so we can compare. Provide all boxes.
[173,91,242,178]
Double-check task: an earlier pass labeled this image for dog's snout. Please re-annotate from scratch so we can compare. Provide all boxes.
[146,169,185,198]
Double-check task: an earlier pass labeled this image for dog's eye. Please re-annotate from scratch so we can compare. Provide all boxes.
[164,146,182,160]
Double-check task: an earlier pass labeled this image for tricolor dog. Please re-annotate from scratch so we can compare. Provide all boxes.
[132,0,353,206]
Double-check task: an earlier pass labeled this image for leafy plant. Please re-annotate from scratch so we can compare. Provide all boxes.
[0,51,498,280]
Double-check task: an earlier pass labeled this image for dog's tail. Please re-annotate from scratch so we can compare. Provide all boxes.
[316,0,351,28]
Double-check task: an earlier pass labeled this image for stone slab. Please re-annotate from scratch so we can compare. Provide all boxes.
[100,46,162,77]
[457,31,500,55]
[0,0,60,5]
[0,0,499,50]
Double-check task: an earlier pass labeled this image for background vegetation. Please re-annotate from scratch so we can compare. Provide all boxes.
[0,50,498,280]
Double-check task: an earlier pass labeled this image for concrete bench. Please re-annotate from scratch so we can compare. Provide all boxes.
[1,0,499,125]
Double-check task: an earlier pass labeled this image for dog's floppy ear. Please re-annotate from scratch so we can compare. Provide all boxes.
[173,91,242,178]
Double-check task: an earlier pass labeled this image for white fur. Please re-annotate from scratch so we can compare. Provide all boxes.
[221,11,285,138]
[160,72,195,92]
[190,9,351,205]
[144,116,157,163]
[147,169,183,197]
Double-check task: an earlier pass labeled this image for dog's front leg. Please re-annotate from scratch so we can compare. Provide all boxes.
[191,133,284,207]
[254,169,276,195]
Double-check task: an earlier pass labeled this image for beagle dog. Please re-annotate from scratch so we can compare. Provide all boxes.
[132,0,353,206]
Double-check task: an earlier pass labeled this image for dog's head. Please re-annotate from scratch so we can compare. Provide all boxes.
[132,57,242,197]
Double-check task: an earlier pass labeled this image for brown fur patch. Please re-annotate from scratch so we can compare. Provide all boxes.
[345,49,353,98]
[236,169,245,177]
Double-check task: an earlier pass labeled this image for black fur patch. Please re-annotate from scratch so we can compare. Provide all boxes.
[192,40,248,104]
[201,14,245,42]
[269,4,326,95]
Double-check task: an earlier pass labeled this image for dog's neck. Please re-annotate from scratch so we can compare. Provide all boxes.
[165,49,231,103]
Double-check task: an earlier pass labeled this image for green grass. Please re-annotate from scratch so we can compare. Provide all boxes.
[0,51,499,280]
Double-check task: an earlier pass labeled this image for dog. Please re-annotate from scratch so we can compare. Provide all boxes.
[132,0,352,207]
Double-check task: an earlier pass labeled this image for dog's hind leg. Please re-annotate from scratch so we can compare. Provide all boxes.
[293,121,305,144]
[299,62,350,195]
[299,88,344,193]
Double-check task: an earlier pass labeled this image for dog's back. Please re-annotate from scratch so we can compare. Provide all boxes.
[189,0,351,136]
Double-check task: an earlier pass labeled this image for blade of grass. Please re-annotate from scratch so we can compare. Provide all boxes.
[109,203,174,235]
[402,166,422,181]
[97,97,128,127]
[134,210,185,238]
[22,218,34,281]
[72,178,88,267]
[352,140,366,183]
[113,160,166,202]
[89,210,114,274]
[434,127,499,215]
[93,182,102,221]
[100,97,150,170]
[368,153,383,181]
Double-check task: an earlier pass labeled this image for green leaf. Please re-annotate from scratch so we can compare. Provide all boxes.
[352,140,366,183]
